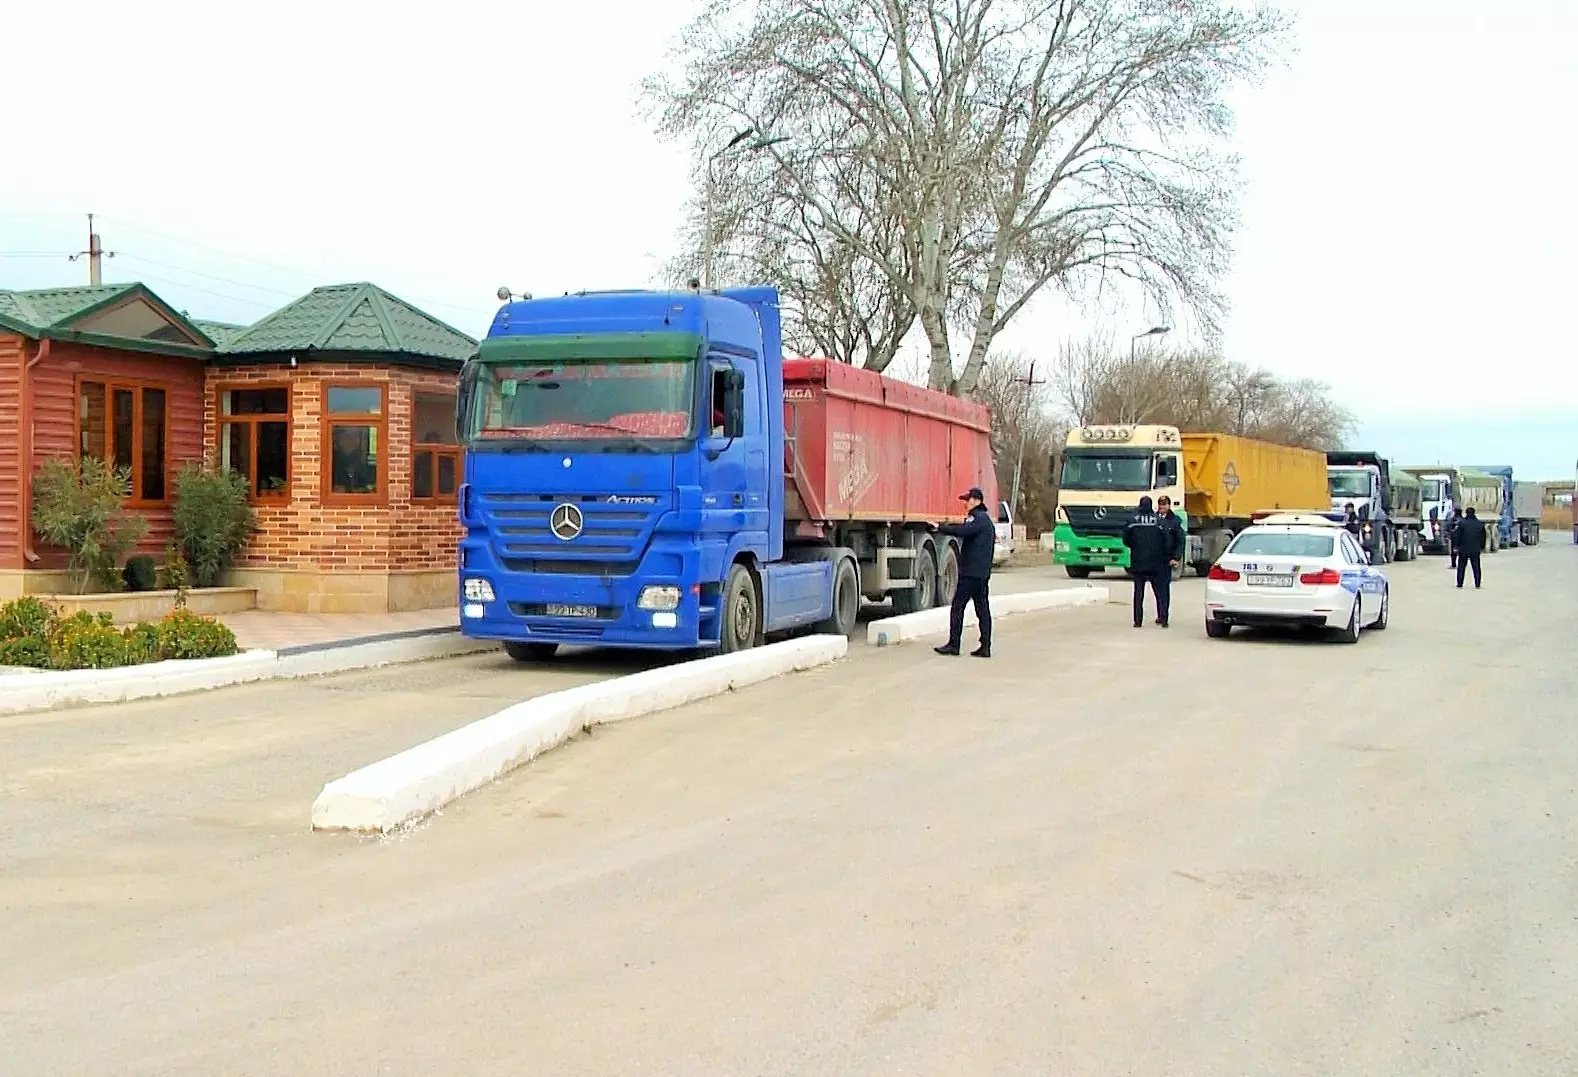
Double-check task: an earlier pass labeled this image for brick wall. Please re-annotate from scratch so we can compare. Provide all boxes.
[203,362,462,573]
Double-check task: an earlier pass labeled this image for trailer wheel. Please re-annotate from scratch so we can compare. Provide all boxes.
[935,542,960,608]
[891,541,936,615]
[504,642,559,662]
[720,563,762,653]
[813,557,861,637]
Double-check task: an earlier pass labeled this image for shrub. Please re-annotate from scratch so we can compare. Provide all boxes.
[123,555,159,593]
[30,457,148,594]
[154,609,239,660]
[0,635,51,668]
[172,465,255,589]
[1,596,57,641]
[163,544,191,609]
[48,611,130,670]
[121,621,163,665]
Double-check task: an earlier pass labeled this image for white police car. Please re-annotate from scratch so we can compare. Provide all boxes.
[1203,513,1389,643]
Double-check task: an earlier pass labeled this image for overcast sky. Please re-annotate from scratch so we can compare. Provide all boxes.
[3,0,1573,478]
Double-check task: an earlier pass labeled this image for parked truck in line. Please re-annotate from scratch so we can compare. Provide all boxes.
[1398,465,1492,554]
[452,286,1002,659]
[1464,465,1545,546]
[1324,450,1423,562]
[1049,425,1329,578]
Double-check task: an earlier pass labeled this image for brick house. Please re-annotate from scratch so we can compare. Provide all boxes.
[0,281,473,612]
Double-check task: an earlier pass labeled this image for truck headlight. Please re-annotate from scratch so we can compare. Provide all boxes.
[1054,541,1071,553]
[462,578,495,603]
[637,585,681,611]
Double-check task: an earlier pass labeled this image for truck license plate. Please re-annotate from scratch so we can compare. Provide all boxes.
[545,603,597,618]
[1246,574,1294,588]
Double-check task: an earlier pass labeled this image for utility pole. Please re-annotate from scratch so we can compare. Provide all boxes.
[1008,360,1047,518]
[70,213,114,285]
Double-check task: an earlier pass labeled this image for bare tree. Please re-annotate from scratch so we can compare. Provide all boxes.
[1047,335,1355,450]
[644,0,1290,396]
[972,349,1066,532]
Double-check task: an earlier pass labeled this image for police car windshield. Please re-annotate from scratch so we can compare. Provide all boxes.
[1229,532,1335,558]
[1060,451,1152,490]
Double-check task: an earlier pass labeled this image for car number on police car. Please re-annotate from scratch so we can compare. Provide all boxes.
[1246,573,1294,588]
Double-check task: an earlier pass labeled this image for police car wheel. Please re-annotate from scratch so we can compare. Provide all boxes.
[1372,587,1389,630]
[1336,601,1361,644]
[1205,619,1231,639]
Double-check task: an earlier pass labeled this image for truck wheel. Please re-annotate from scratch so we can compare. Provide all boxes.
[813,557,860,637]
[1530,524,1540,546]
[720,563,762,653]
[1064,566,1092,579]
[504,642,559,662]
[935,543,960,608]
[891,543,936,615]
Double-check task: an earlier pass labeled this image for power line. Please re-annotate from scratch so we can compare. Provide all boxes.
[115,254,305,299]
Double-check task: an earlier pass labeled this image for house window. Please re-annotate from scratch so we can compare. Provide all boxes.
[411,392,460,502]
[322,383,386,501]
[78,379,169,503]
[218,386,291,499]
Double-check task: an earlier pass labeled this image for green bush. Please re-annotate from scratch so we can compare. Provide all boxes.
[48,611,130,670]
[1,596,57,641]
[123,555,159,592]
[0,596,238,671]
[153,608,239,660]
[172,465,256,589]
[163,545,191,609]
[30,457,149,594]
[0,635,51,669]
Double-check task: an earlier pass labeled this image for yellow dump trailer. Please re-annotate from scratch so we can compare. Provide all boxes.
[1178,433,1331,572]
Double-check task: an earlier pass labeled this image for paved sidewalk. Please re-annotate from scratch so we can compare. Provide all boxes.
[217,607,459,651]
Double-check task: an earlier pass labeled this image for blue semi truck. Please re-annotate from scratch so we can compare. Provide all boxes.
[451,285,1001,660]
[1464,465,1544,546]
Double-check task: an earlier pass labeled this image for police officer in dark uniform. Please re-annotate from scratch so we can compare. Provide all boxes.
[932,487,995,658]
[1123,495,1183,628]
[1454,506,1488,589]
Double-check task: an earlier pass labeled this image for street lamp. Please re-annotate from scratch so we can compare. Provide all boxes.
[702,128,791,289]
[1130,325,1170,362]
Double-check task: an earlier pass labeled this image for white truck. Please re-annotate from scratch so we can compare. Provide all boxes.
[1325,451,1423,563]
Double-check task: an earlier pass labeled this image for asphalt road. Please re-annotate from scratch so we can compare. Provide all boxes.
[3,543,1575,1075]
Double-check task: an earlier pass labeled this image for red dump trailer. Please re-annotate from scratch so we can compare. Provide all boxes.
[781,357,1002,613]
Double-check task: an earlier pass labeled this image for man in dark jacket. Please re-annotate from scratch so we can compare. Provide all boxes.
[932,487,995,658]
[1445,507,1461,569]
[1123,495,1183,628]
[1454,506,1488,589]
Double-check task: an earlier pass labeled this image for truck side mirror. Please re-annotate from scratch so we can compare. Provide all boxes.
[1358,503,1371,520]
[1047,453,1059,484]
[722,369,746,439]
[455,358,478,442]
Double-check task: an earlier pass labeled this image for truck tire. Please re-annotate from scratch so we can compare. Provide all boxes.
[1064,566,1092,579]
[813,557,860,637]
[720,563,762,653]
[891,541,936,615]
[1530,523,1540,546]
[935,542,960,608]
[504,642,559,662]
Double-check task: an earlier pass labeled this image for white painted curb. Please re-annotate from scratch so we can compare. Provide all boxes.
[311,634,849,833]
[0,633,497,716]
[866,585,1109,646]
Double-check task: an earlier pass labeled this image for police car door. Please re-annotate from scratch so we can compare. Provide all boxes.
[1340,533,1371,623]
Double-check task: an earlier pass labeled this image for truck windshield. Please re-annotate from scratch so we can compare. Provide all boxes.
[1419,478,1448,501]
[1328,471,1370,498]
[468,359,696,441]
[1059,451,1152,491]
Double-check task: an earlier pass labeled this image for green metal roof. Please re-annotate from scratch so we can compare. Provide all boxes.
[221,282,476,366]
[0,282,218,355]
[190,318,250,349]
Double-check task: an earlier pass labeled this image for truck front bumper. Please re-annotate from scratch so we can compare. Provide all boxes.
[1050,524,1130,570]
[456,543,710,650]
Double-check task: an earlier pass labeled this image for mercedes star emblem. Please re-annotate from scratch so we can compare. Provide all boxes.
[1094,507,1108,520]
[549,502,584,541]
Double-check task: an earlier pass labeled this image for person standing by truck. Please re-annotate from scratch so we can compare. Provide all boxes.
[932,488,995,658]
[1455,507,1488,589]
[1123,496,1182,628]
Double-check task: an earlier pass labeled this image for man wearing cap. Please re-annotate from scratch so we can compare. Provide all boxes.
[931,487,995,658]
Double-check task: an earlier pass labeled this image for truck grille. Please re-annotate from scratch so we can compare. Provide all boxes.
[481,492,664,570]
[1062,506,1136,537]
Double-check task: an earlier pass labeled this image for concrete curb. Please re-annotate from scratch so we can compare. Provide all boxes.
[0,630,498,716]
[866,585,1109,646]
[310,634,849,833]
